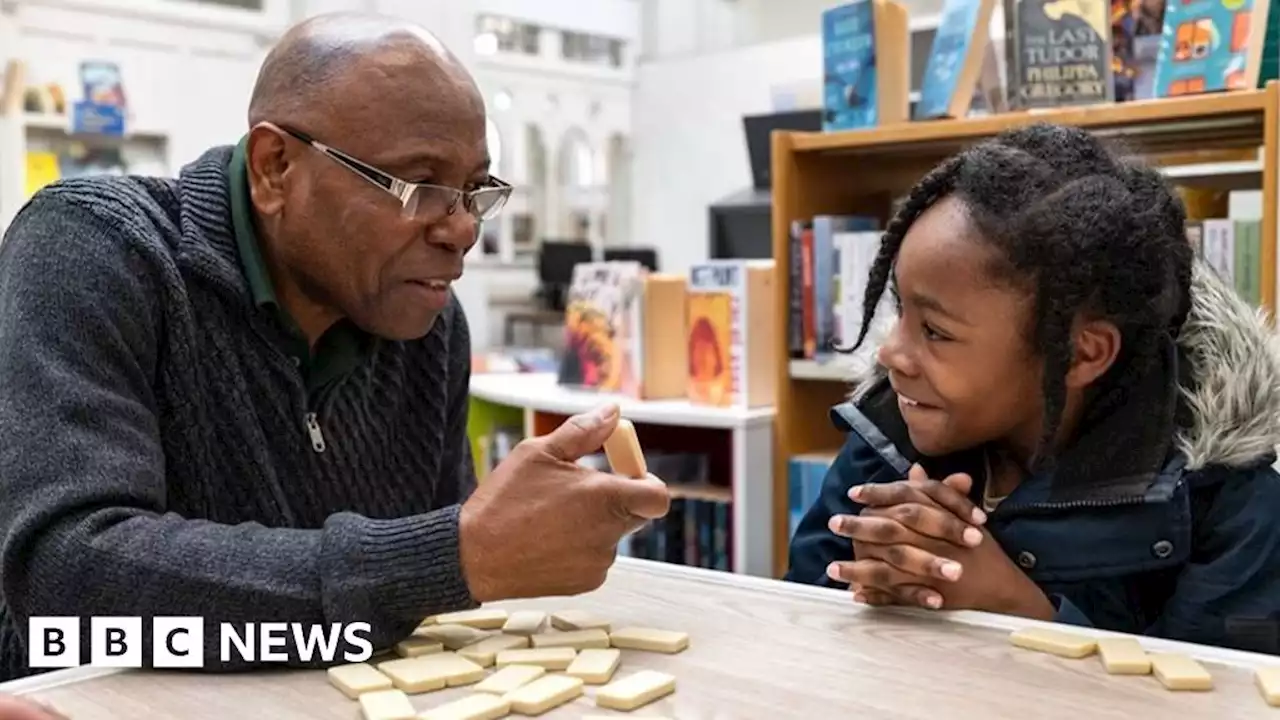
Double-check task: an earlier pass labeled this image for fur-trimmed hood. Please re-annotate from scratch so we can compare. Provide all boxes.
[841,259,1280,471]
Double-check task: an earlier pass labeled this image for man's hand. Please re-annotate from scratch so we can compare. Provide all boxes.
[825,465,1054,620]
[0,695,69,719]
[458,404,671,602]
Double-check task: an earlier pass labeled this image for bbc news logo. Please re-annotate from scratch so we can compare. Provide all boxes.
[29,617,373,669]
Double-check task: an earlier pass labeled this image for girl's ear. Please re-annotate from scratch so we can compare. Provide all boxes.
[1065,317,1121,389]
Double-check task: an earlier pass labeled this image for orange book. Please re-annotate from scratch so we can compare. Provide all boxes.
[686,260,777,409]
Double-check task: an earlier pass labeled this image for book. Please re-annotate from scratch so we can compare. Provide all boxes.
[916,0,1001,119]
[822,0,911,131]
[637,274,689,399]
[813,215,879,355]
[1153,0,1272,95]
[787,220,812,358]
[1233,219,1262,305]
[1201,218,1236,285]
[558,261,646,395]
[1005,0,1114,109]
[1113,0,1170,100]
[788,454,838,541]
[687,261,777,409]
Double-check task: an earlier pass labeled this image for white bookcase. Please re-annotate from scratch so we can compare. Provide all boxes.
[468,372,777,579]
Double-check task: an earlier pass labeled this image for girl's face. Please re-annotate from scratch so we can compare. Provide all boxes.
[876,196,1046,460]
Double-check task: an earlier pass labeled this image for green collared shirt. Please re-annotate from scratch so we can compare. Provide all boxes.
[228,136,371,393]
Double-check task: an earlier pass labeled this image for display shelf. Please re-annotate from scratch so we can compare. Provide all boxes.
[468,372,774,430]
[22,112,168,141]
[769,86,1280,577]
[468,371,775,578]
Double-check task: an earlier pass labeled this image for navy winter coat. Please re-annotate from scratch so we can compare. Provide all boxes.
[786,261,1280,655]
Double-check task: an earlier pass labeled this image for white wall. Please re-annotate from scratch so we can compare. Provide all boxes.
[630,34,822,275]
[640,0,736,60]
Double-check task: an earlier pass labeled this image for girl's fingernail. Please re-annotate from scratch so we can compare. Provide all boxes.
[826,562,841,580]
[853,592,867,604]
[926,594,943,609]
[972,508,987,524]
[940,560,962,581]
[849,486,863,500]
[963,527,983,546]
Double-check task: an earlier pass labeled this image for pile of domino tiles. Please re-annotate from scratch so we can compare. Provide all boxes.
[328,607,687,720]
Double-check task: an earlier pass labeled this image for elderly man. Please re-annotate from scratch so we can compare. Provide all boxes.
[0,12,669,681]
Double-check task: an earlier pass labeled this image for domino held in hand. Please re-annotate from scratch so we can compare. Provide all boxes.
[604,418,647,478]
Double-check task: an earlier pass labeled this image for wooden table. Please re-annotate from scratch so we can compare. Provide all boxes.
[4,559,1280,719]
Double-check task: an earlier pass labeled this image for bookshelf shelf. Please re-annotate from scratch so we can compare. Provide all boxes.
[468,372,776,579]
[22,112,168,142]
[789,359,854,382]
[1159,160,1263,192]
[789,90,1271,157]
[768,84,1280,578]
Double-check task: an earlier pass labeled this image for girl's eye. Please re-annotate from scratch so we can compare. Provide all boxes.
[922,323,947,341]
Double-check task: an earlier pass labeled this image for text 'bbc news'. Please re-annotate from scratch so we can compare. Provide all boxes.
[28,617,374,669]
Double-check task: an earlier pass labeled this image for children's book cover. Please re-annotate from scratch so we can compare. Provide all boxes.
[916,0,996,119]
[558,261,645,395]
[1153,0,1267,96]
[823,1,878,131]
[1113,0,1170,100]
[1008,0,1114,108]
[687,264,744,407]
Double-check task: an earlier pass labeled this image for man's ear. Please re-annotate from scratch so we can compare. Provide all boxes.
[245,125,291,216]
[1065,316,1121,389]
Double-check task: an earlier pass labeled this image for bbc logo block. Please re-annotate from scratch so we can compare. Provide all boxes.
[28,617,79,669]
[29,617,204,669]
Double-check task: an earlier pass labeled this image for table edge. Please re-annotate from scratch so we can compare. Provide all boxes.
[6,558,1276,696]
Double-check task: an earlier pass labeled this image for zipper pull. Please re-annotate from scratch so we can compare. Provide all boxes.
[305,412,326,453]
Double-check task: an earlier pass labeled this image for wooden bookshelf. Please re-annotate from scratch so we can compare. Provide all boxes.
[768,84,1280,578]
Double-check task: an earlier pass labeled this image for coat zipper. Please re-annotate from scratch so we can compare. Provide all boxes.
[989,494,1148,519]
[305,412,327,453]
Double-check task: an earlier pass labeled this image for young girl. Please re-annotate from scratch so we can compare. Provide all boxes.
[785,123,1280,655]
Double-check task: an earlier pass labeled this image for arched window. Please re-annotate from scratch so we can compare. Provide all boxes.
[559,128,595,188]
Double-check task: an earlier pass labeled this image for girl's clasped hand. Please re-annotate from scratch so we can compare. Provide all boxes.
[825,464,1055,621]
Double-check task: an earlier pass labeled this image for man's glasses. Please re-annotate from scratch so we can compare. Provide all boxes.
[277,125,512,222]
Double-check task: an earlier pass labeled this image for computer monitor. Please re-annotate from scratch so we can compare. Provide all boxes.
[603,247,659,272]
[742,109,822,190]
[537,241,594,311]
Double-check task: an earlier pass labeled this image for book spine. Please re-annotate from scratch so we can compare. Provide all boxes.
[788,221,806,358]
[1003,0,1021,109]
[801,227,816,358]
[788,459,804,541]
[813,217,835,355]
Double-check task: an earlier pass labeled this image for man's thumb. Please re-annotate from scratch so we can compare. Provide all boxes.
[541,404,620,461]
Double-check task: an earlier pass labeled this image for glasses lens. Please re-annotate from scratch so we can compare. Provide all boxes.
[407,186,457,220]
[471,187,511,221]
